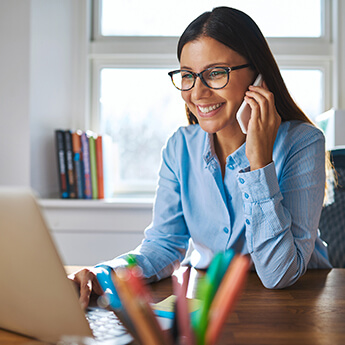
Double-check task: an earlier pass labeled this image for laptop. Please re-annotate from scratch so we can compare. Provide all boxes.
[0,187,134,344]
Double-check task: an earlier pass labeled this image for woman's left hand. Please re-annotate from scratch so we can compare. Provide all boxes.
[244,81,281,170]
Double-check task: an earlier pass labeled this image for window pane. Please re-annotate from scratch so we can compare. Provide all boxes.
[100,68,187,193]
[281,69,323,120]
[100,68,324,194]
[101,0,321,38]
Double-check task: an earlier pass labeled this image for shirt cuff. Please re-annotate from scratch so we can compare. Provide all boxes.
[237,162,280,202]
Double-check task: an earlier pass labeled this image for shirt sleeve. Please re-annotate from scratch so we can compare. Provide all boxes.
[102,132,190,283]
[237,130,326,289]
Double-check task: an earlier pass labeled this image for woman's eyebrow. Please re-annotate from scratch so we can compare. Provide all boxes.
[180,62,230,71]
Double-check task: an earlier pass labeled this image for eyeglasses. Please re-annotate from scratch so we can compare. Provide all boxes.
[168,64,252,91]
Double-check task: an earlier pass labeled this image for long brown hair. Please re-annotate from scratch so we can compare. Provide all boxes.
[177,7,313,126]
[177,7,333,203]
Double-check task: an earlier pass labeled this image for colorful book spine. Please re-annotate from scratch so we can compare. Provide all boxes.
[87,131,98,200]
[55,130,69,198]
[81,132,92,199]
[102,134,114,199]
[96,135,104,199]
[55,129,108,199]
[72,131,84,199]
[64,130,76,198]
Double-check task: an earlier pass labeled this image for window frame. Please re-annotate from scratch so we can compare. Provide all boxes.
[89,0,334,194]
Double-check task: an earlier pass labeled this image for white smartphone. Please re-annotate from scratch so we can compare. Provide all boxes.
[236,74,263,134]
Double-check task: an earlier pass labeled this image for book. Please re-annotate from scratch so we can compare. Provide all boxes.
[55,129,109,199]
[102,134,115,198]
[87,131,98,200]
[96,135,104,199]
[81,132,92,199]
[55,130,69,198]
[64,130,76,198]
[71,131,84,199]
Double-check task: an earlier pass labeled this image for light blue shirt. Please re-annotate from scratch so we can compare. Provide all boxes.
[105,120,331,289]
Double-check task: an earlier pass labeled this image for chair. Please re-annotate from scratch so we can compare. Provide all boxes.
[318,147,345,268]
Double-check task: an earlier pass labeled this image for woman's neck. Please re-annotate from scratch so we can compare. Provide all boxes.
[213,129,246,177]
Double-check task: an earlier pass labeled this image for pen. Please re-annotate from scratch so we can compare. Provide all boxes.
[94,265,140,342]
[207,250,234,289]
[113,266,173,345]
[128,266,174,345]
[126,254,138,268]
[205,255,250,345]
[192,250,234,345]
[172,266,196,345]
[95,265,121,309]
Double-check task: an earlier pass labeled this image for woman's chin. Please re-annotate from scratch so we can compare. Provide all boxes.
[197,122,220,134]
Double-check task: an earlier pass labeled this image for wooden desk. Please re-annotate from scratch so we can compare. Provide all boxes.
[1,269,345,345]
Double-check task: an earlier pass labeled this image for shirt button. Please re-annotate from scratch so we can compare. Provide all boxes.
[223,227,229,234]
[244,192,249,199]
[239,177,245,184]
[228,164,234,170]
[246,219,250,225]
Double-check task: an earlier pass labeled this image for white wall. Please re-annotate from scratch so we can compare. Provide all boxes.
[29,0,88,197]
[0,0,88,196]
[40,199,152,265]
[0,1,31,186]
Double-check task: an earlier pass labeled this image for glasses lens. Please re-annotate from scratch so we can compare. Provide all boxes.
[203,67,229,89]
[171,70,194,90]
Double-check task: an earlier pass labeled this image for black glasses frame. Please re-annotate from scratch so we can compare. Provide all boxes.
[168,64,252,91]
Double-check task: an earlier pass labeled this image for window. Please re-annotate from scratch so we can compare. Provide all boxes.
[99,68,187,192]
[90,0,332,196]
[100,0,322,37]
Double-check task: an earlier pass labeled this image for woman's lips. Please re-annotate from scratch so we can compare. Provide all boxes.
[196,102,225,118]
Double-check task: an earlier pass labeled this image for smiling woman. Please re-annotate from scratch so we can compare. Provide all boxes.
[177,37,258,138]
[72,6,333,307]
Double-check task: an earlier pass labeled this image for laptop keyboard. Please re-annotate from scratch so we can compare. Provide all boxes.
[86,307,134,344]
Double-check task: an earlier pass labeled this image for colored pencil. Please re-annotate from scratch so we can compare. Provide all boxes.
[205,255,250,345]
[172,266,196,345]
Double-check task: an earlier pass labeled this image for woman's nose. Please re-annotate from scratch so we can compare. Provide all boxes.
[191,77,212,100]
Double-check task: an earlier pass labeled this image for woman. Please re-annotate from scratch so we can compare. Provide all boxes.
[71,7,331,308]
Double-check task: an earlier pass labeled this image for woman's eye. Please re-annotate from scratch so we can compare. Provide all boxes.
[209,70,227,79]
[182,73,193,80]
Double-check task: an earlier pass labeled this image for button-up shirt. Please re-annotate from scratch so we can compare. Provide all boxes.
[105,120,331,289]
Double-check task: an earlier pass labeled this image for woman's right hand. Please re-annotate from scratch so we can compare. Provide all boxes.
[244,81,281,171]
[68,267,104,309]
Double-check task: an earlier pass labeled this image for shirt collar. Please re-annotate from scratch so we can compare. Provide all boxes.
[203,133,216,165]
[227,141,249,170]
[203,132,249,169]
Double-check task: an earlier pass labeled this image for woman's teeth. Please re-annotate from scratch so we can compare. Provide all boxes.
[198,103,222,114]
